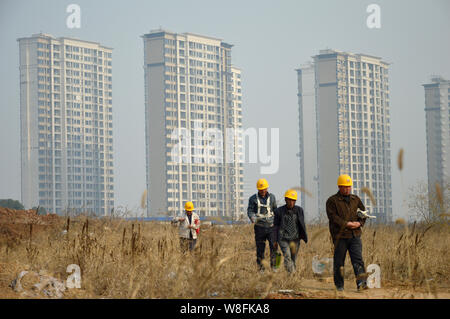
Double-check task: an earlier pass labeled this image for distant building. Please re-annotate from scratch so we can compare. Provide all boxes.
[423,76,450,196]
[296,62,319,222]
[18,33,114,215]
[298,49,393,223]
[142,30,244,218]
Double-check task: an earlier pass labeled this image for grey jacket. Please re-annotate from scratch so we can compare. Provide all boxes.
[274,205,308,243]
[247,193,277,227]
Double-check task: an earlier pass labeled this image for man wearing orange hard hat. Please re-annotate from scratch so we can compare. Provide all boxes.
[326,174,368,292]
[273,189,308,274]
[247,178,278,272]
[172,201,200,252]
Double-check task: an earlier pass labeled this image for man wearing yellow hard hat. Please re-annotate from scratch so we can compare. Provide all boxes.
[326,174,368,291]
[273,189,308,273]
[172,201,200,252]
[247,178,278,272]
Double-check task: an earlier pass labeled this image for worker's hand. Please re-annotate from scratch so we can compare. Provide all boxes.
[347,221,361,229]
[347,222,357,229]
[178,217,185,222]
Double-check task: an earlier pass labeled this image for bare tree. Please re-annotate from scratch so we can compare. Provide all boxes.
[408,180,449,224]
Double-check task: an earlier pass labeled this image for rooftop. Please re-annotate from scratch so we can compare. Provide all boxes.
[315,49,389,65]
[17,33,113,50]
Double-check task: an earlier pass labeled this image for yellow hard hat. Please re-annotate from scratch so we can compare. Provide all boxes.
[337,174,353,186]
[184,201,194,211]
[256,178,269,190]
[284,189,298,201]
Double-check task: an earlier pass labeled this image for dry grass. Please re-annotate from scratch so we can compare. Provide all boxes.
[0,217,449,298]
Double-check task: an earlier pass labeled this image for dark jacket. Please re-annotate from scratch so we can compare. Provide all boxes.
[274,205,308,243]
[326,191,366,242]
[247,193,277,227]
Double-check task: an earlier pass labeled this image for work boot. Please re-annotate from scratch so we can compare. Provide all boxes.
[336,286,344,292]
[258,264,265,273]
[357,281,368,291]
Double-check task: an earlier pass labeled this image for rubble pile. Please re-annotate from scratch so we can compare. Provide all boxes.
[0,207,59,225]
[0,207,60,240]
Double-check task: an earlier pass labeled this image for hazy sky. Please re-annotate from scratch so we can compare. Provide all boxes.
[1,0,449,220]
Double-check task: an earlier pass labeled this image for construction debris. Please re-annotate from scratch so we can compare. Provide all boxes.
[9,270,66,299]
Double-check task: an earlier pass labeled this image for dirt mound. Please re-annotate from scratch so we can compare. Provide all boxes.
[0,207,61,241]
[0,207,59,225]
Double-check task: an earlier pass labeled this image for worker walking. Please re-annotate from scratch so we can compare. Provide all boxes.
[274,189,308,273]
[172,201,200,252]
[326,175,368,291]
[247,178,278,271]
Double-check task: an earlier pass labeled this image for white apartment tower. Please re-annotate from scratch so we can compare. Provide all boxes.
[296,63,319,222]
[300,49,392,223]
[143,30,244,218]
[18,33,114,216]
[423,76,450,196]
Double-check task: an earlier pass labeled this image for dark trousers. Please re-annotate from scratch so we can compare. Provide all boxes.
[333,236,366,288]
[254,225,277,270]
[180,238,197,252]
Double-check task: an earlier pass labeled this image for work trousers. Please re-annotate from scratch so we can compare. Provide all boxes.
[279,239,300,273]
[254,224,277,270]
[180,238,197,253]
[333,236,366,288]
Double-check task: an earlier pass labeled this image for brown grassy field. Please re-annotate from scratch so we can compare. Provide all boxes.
[0,212,449,299]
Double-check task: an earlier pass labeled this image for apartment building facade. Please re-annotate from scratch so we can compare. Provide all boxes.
[423,76,450,197]
[298,49,392,222]
[296,62,320,222]
[18,33,114,215]
[143,30,244,218]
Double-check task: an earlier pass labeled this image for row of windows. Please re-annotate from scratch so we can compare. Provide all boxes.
[167,183,231,194]
[164,75,225,89]
[38,200,114,208]
[64,60,111,70]
[38,144,113,157]
[37,43,110,58]
[66,103,112,112]
[64,45,111,58]
[337,59,383,71]
[39,181,111,191]
[348,87,385,95]
[165,39,221,52]
[37,42,53,50]
[38,67,59,75]
[344,77,388,86]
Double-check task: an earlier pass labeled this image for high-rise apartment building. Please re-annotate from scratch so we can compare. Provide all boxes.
[18,33,114,215]
[298,49,392,222]
[296,62,319,222]
[142,30,244,218]
[423,76,450,196]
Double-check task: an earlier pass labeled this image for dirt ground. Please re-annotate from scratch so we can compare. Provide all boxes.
[265,278,450,299]
[1,276,447,299]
